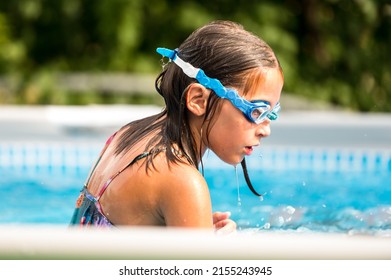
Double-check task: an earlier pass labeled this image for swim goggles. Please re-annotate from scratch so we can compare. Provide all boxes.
[156,47,281,124]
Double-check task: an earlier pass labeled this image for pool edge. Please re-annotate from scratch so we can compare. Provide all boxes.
[0,225,390,260]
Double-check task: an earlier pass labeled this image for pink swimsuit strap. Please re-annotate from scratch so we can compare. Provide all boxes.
[84,131,152,216]
[95,151,150,201]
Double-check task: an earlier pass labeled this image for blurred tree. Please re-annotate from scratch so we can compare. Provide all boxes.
[0,11,26,73]
[284,0,391,111]
[0,0,390,111]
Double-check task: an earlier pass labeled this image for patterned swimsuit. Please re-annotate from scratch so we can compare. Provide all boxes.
[69,133,151,227]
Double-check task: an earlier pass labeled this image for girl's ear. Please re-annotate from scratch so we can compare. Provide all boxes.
[186,83,210,117]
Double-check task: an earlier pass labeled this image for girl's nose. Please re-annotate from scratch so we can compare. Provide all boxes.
[256,120,271,138]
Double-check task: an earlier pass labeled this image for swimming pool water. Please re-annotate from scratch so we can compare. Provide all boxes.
[202,148,391,234]
[1,143,390,235]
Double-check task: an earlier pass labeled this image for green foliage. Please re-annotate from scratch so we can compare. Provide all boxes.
[0,0,390,111]
[0,12,26,73]
[284,0,391,112]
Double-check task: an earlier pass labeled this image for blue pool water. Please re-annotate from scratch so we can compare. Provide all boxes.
[0,143,390,235]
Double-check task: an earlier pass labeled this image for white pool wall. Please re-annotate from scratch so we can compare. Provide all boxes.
[1,225,390,259]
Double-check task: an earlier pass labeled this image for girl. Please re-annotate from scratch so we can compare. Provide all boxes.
[70,20,283,233]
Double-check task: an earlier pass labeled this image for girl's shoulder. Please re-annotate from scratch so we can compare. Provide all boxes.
[151,153,207,191]
[151,156,213,227]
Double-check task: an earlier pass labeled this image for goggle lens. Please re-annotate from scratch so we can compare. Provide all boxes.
[250,106,270,123]
[248,102,281,124]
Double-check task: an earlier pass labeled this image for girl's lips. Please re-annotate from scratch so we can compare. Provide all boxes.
[244,146,253,155]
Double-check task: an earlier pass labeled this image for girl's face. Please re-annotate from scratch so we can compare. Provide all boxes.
[204,67,283,165]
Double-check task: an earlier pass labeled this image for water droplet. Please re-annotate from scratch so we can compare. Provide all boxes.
[234,165,241,208]
[322,204,327,208]
[263,223,271,229]
[302,181,306,187]
[285,206,296,215]
[259,196,264,202]
[277,216,285,226]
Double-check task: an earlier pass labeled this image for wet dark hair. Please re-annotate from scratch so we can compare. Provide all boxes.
[115,21,281,183]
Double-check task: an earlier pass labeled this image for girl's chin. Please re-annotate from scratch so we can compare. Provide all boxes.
[210,149,245,166]
[220,156,244,167]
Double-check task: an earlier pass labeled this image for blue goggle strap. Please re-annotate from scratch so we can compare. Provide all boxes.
[157,47,281,122]
[156,47,254,114]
